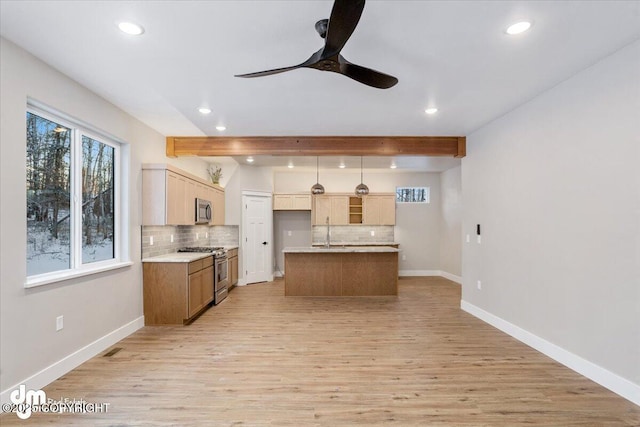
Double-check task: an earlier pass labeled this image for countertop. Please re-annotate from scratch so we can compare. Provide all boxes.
[142,252,213,263]
[142,245,238,263]
[311,242,400,247]
[283,246,400,253]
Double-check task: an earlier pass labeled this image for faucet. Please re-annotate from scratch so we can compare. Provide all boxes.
[325,216,330,248]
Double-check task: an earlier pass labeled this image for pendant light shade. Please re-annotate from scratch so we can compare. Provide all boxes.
[311,157,325,195]
[355,156,369,197]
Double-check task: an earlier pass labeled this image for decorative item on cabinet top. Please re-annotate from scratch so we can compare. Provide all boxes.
[273,194,312,211]
[142,164,225,226]
[207,164,223,184]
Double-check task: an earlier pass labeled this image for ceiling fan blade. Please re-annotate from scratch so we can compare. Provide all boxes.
[338,57,398,89]
[322,0,365,58]
[235,50,322,79]
[235,65,303,78]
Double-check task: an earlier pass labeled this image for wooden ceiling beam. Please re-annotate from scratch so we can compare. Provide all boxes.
[166,136,466,158]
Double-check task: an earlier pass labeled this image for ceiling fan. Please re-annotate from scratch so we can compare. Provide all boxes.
[235,0,398,89]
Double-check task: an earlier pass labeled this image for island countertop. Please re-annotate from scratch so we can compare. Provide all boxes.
[283,246,399,254]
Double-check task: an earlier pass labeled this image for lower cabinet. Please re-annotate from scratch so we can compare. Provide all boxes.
[143,256,214,325]
[228,248,239,287]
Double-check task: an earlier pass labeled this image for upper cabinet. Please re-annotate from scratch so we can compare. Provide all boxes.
[142,164,225,226]
[312,195,349,225]
[311,193,396,226]
[363,194,396,225]
[273,194,312,211]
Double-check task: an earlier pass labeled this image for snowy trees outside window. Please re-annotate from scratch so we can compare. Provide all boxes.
[26,108,119,278]
[396,187,430,203]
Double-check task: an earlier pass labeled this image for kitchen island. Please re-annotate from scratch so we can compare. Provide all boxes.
[283,246,399,296]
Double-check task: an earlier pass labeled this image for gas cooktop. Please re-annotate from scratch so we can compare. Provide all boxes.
[178,247,227,257]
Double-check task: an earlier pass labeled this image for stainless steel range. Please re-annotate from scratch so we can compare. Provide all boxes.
[178,246,229,304]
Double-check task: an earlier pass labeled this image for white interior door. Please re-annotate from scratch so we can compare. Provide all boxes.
[242,192,272,284]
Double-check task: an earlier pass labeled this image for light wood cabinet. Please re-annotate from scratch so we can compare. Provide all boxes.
[142,164,225,226]
[312,195,349,225]
[143,256,214,325]
[309,193,396,226]
[363,194,396,225]
[165,171,188,225]
[228,248,238,287]
[211,187,225,225]
[273,194,312,211]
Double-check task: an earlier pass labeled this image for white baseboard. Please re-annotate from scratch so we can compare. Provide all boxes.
[273,271,283,278]
[1,316,144,405]
[440,271,462,284]
[398,270,462,285]
[399,270,441,277]
[461,300,640,407]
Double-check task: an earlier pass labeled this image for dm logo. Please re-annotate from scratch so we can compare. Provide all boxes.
[10,384,46,420]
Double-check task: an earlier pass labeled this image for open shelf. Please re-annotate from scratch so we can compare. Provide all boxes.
[349,197,363,224]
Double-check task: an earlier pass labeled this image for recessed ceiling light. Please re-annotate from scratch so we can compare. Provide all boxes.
[390,164,397,169]
[425,108,438,115]
[506,21,532,35]
[339,163,346,169]
[215,125,226,131]
[246,157,254,163]
[198,107,211,114]
[118,22,145,36]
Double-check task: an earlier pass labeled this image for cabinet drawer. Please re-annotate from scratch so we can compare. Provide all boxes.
[188,259,203,274]
[202,256,213,268]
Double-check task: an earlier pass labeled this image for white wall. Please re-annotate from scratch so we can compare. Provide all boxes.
[0,37,211,397]
[440,166,462,277]
[462,39,640,393]
[273,211,312,275]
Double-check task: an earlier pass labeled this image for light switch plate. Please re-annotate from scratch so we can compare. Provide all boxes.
[149,236,154,245]
[466,234,470,243]
[56,315,64,331]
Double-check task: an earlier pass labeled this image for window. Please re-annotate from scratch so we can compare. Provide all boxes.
[396,186,430,203]
[26,105,127,285]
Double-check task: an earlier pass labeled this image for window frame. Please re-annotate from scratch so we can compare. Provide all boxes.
[25,102,131,288]
[395,186,431,204]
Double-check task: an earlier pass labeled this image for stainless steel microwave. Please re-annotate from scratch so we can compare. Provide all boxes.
[195,198,212,223]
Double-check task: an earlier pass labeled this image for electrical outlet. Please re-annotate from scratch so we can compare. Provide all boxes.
[205,232,208,238]
[466,234,470,243]
[477,280,482,290]
[477,235,482,244]
[402,254,406,261]
[56,315,64,331]
[196,233,199,240]
[149,236,154,246]
[370,230,375,237]
[287,230,292,236]
[170,234,174,243]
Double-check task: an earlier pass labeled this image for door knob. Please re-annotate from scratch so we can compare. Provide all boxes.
[262,241,268,245]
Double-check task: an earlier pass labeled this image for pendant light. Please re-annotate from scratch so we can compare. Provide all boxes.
[311,156,325,195]
[355,156,369,197]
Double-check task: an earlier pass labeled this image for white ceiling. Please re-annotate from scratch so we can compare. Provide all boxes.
[1,0,639,170]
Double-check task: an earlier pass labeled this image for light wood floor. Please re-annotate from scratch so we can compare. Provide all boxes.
[2,277,639,426]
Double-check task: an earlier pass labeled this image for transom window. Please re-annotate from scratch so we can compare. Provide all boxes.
[26,105,125,284]
[396,186,430,203]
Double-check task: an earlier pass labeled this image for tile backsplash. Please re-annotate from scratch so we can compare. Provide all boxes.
[142,225,239,258]
[312,225,394,245]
